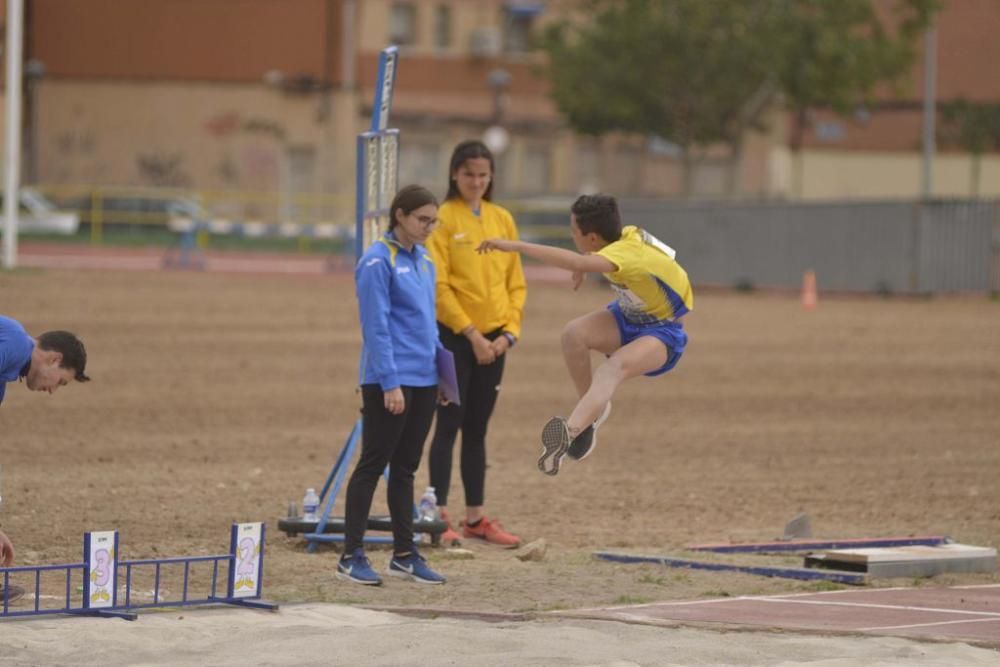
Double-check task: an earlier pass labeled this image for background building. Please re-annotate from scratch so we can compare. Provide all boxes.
[0,0,997,227]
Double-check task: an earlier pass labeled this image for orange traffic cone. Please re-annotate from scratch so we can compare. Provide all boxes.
[801,270,818,309]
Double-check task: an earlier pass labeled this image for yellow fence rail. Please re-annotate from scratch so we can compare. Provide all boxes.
[37,184,354,246]
[33,184,571,249]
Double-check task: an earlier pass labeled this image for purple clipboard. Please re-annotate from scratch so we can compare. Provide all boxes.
[436,347,461,406]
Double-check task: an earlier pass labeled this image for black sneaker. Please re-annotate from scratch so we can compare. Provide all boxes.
[567,402,611,461]
[567,426,594,461]
[538,417,570,476]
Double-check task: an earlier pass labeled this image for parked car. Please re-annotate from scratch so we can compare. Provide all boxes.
[57,190,204,228]
[0,188,80,234]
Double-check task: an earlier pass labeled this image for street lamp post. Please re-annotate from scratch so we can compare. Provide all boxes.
[921,24,937,199]
[24,58,45,185]
[483,68,511,193]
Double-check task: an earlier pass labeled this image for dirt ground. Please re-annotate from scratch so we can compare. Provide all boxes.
[1,267,998,614]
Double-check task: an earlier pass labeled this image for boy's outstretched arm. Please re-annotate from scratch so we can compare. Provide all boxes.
[477,238,615,274]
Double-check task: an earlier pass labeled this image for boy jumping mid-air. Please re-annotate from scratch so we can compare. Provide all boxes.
[477,194,693,475]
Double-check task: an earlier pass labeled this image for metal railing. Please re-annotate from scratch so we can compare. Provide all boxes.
[37,184,353,246]
[0,523,276,621]
[516,197,1000,295]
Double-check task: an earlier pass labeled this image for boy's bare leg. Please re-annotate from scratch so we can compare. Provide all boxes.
[540,313,656,475]
[566,336,668,437]
[561,309,622,397]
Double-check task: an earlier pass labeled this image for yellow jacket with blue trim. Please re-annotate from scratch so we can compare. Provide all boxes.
[426,199,527,338]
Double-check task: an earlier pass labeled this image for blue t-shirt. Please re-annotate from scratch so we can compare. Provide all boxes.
[0,316,34,405]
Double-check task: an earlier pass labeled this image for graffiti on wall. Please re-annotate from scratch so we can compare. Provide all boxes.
[204,111,287,190]
[50,117,103,183]
[136,152,191,187]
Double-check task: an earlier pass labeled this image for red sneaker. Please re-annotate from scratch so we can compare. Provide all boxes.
[438,508,462,547]
[462,517,521,548]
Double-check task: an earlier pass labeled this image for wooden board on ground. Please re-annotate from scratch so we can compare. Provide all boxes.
[688,536,948,554]
[805,543,997,578]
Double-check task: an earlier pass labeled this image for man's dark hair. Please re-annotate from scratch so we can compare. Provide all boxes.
[571,194,622,243]
[389,185,439,230]
[37,330,90,382]
[445,140,495,202]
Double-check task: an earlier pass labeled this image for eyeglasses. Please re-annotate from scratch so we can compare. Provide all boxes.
[413,215,438,228]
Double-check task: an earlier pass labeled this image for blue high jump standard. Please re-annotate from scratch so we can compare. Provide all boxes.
[285,417,445,551]
[290,46,445,552]
[298,46,398,553]
[300,417,384,551]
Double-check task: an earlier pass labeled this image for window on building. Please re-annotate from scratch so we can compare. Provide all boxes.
[691,160,727,198]
[399,141,442,191]
[575,142,601,194]
[607,146,642,195]
[285,145,317,223]
[521,144,551,194]
[434,5,452,50]
[815,121,846,143]
[503,3,542,53]
[389,2,417,47]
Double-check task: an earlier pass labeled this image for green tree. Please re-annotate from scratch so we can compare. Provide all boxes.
[542,0,776,196]
[773,0,940,195]
[541,0,939,198]
[939,99,1000,196]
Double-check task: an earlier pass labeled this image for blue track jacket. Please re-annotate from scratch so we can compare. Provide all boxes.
[356,232,439,391]
[0,315,34,405]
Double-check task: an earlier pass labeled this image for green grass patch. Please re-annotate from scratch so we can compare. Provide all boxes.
[700,590,732,598]
[19,226,351,255]
[808,580,847,592]
[612,594,653,605]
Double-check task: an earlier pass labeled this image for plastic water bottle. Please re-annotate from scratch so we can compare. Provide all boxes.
[418,486,439,522]
[302,488,320,522]
[414,486,438,545]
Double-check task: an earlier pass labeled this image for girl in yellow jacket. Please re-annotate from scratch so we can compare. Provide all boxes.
[425,140,526,547]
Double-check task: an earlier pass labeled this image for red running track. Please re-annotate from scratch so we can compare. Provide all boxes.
[556,585,1000,646]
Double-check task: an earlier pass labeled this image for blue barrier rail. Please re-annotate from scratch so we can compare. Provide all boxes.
[0,523,276,621]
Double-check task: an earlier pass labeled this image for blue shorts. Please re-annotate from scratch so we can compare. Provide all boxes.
[607,302,687,377]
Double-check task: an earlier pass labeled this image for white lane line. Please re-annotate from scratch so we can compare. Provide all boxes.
[763,586,913,599]
[21,255,160,270]
[756,597,1000,617]
[862,617,1000,632]
[574,597,752,612]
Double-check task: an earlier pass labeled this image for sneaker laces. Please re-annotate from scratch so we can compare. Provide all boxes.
[396,547,425,563]
[344,549,371,568]
[483,518,520,545]
[484,517,511,533]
